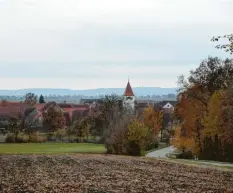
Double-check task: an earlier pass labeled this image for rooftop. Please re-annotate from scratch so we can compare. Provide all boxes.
[123,81,135,97]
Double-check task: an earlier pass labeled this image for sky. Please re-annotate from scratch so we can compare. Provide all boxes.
[0,0,233,90]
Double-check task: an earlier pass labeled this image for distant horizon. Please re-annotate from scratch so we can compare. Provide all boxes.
[0,87,178,97]
[0,86,179,91]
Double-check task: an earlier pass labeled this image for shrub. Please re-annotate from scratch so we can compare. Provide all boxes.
[105,116,152,156]
[177,151,194,159]
[145,129,159,151]
[5,133,29,143]
[126,141,141,156]
[127,119,150,156]
[105,115,131,155]
[145,140,159,151]
[5,133,15,143]
[55,129,67,141]
[29,132,47,143]
[16,133,29,143]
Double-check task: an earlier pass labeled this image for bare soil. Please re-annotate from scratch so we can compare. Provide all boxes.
[0,154,233,193]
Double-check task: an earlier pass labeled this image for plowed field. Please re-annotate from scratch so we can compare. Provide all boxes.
[0,155,233,193]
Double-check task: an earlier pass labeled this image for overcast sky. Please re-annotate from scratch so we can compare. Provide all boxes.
[0,0,232,90]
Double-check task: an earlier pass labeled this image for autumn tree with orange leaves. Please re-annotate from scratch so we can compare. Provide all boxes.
[174,57,233,161]
[143,106,163,136]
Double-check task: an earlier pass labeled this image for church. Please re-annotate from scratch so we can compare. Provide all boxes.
[122,80,176,115]
[80,80,176,115]
[122,80,136,111]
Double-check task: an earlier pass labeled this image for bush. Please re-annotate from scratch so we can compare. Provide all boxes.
[146,140,159,151]
[5,133,29,143]
[105,115,131,155]
[177,151,194,159]
[55,129,67,141]
[105,117,152,156]
[5,133,15,143]
[29,132,47,143]
[16,133,29,143]
[127,141,141,156]
[127,119,150,156]
[145,132,159,151]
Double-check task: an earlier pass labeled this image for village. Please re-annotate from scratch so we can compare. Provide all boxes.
[0,80,175,141]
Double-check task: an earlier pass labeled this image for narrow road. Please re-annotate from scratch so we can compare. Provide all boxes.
[146,146,233,168]
[146,146,175,158]
[188,160,233,168]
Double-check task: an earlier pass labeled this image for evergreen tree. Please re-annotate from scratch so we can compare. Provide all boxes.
[39,94,45,104]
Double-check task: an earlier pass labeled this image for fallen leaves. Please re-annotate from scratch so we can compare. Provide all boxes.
[0,154,233,193]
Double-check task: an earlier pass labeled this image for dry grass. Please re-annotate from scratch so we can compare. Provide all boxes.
[0,154,233,193]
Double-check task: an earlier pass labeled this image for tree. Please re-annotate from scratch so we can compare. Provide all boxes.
[171,124,196,153]
[143,106,163,137]
[212,34,233,54]
[42,104,65,135]
[220,86,233,161]
[7,117,23,140]
[105,114,151,156]
[55,128,67,141]
[175,89,206,155]
[127,119,150,156]
[175,56,233,161]
[105,113,132,155]
[1,99,8,107]
[202,90,223,137]
[39,95,45,104]
[71,117,90,142]
[24,93,37,106]
[89,95,123,141]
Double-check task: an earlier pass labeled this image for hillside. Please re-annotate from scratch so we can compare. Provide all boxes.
[0,87,178,96]
[0,154,232,192]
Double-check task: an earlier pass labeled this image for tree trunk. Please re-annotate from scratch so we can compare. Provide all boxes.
[160,129,163,142]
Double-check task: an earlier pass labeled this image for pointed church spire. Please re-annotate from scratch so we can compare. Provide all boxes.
[123,80,135,96]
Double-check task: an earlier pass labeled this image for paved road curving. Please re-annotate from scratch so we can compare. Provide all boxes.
[146,146,233,168]
[146,146,176,158]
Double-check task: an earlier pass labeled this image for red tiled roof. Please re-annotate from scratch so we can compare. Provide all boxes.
[62,105,90,120]
[0,107,23,117]
[123,81,134,96]
[58,103,73,108]
[0,101,27,108]
[62,105,89,112]
[136,102,149,107]
[35,104,46,110]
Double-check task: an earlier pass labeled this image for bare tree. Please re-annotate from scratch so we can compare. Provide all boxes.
[24,93,38,106]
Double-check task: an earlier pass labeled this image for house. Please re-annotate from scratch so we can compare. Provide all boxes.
[33,102,90,127]
[0,101,91,132]
[154,101,177,113]
[0,101,30,127]
[79,99,103,105]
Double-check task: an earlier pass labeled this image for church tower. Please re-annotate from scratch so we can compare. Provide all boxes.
[123,80,135,111]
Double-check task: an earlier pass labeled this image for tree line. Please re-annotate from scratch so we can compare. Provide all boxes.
[172,34,233,162]
[3,94,167,156]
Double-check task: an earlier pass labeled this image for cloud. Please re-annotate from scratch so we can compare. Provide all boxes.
[0,0,232,89]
